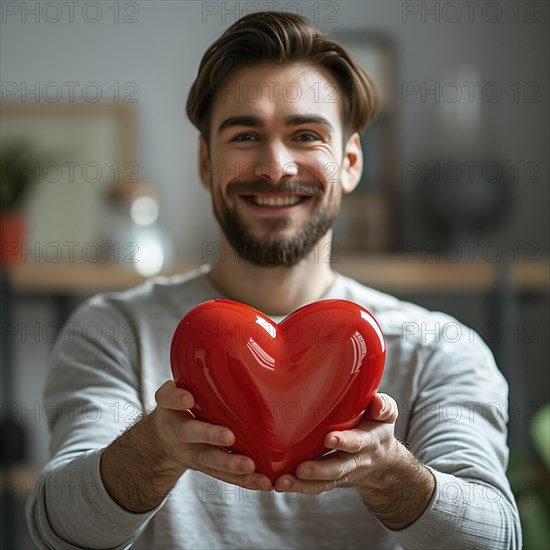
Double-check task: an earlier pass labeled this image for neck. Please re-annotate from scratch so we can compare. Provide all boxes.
[207,232,336,316]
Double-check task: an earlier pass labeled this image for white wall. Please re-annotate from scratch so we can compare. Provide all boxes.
[2,0,548,263]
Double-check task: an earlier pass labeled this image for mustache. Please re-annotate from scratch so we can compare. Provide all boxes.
[227,181,324,197]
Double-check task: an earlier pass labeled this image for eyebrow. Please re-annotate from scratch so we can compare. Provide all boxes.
[217,114,335,135]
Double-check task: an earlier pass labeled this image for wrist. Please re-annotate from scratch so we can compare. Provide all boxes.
[100,410,186,513]
[354,439,436,530]
[355,436,403,493]
[141,409,188,476]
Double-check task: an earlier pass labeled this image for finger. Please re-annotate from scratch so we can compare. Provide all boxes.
[203,467,273,492]
[177,417,235,447]
[367,393,398,423]
[274,474,328,495]
[295,452,365,481]
[324,426,377,453]
[155,380,195,411]
[193,444,256,475]
[223,473,273,492]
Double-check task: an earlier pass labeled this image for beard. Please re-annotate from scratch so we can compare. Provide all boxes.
[211,180,340,267]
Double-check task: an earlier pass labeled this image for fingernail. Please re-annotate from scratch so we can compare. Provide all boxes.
[329,436,340,447]
[379,396,387,414]
[301,467,312,478]
[180,396,189,409]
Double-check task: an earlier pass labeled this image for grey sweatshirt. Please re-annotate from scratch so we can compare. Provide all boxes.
[26,265,522,549]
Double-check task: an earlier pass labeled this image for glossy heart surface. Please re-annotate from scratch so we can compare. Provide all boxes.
[170,299,386,482]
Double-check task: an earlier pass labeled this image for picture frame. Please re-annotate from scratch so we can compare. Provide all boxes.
[331,31,398,252]
[0,102,137,257]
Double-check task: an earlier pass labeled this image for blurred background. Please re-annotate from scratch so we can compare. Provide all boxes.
[1,1,549,548]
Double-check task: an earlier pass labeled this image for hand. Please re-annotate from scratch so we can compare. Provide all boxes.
[273,393,399,494]
[153,380,273,491]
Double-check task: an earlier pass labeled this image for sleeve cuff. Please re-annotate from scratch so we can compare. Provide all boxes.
[92,447,168,530]
[42,448,167,548]
[382,466,466,549]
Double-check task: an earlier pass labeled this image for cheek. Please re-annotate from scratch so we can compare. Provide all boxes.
[300,152,341,183]
[323,164,342,189]
[324,179,343,213]
[211,179,235,212]
[208,176,224,205]
[217,157,256,187]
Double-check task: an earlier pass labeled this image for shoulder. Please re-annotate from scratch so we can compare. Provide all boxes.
[334,272,499,374]
[334,272,457,338]
[72,265,216,321]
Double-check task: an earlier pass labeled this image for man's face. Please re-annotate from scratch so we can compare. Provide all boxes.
[199,62,362,266]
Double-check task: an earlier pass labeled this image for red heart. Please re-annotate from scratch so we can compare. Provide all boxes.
[170,299,386,482]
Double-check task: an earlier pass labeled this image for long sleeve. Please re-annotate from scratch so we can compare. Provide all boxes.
[25,296,164,549]
[25,271,524,548]
[383,313,522,549]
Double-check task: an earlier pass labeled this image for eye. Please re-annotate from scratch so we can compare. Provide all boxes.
[232,133,258,142]
[294,133,320,142]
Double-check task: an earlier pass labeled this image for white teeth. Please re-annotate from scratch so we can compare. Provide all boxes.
[250,195,303,206]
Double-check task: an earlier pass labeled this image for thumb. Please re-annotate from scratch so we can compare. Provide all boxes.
[367,393,399,423]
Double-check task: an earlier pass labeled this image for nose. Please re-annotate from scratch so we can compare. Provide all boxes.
[252,141,299,183]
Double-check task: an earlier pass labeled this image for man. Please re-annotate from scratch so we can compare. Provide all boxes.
[27,12,521,549]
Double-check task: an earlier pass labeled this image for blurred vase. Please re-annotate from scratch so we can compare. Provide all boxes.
[102,182,173,276]
[0,210,25,265]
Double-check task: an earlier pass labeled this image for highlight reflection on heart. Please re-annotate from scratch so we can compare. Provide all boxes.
[170,299,386,481]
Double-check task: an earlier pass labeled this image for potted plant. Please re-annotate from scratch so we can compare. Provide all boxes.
[0,141,40,265]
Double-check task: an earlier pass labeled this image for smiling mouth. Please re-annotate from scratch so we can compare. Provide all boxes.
[240,194,312,207]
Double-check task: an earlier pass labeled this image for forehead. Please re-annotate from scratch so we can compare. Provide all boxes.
[210,62,344,129]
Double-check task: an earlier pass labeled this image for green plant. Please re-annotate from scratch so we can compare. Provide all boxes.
[508,404,550,549]
[0,141,40,211]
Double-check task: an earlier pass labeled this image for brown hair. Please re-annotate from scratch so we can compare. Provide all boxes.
[186,11,378,144]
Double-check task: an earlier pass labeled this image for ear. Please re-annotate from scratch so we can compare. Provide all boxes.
[340,132,363,194]
[198,134,210,189]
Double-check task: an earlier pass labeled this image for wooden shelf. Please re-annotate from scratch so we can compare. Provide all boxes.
[5,256,548,295]
[8,262,183,294]
[0,465,40,491]
[337,256,549,293]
